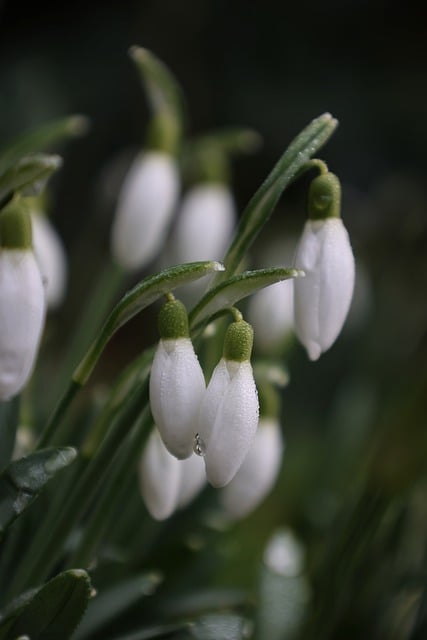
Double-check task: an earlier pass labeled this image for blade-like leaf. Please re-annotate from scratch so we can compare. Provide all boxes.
[190,267,303,328]
[0,447,76,536]
[73,260,224,385]
[0,115,89,174]
[0,397,20,472]
[74,573,163,639]
[212,112,338,284]
[0,154,62,208]
[0,569,92,640]
[129,46,186,129]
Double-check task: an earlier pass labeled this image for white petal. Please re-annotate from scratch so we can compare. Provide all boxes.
[111,152,180,270]
[0,250,46,400]
[293,218,355,360]
[170,184,236,263]
[177,453,207,509]
[200,360,259,488]
[149,338,206,459]
[138,429,181,520]
[220,417,284,519]
[248,279,294,352]
[31,212,67,309]
[197,358,230,450]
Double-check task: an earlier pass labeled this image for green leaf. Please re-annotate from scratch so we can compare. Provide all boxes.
[190,267,303,328]
[73,260,224,385]
[0,115,89,174]
[0,154,62,208]
[0,569,92,640]
[73,572,163,639]
[129,46,186,129]
[0,447,76,536]
[212,112,338,284]
[0,397,20,472]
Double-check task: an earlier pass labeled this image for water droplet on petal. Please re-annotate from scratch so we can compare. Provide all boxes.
[193,433,206,456]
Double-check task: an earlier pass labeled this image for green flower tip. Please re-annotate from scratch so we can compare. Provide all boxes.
[67,114,91,137]
[224,319,254,362]
[0,199,32,249]
[308,171,341,220]
[158,298,189,339]
[146,112,181,155]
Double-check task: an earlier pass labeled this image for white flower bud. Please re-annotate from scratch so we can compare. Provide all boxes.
[220,417,284,519]
[170,183,236,264]
[248,279,294,353]
[176,452,207,509]
[293,217,355,360]
[150,337,206,459]
[197,358,259,488]
[139,429,181,521]
[31,212,67,309]
[111,151,179,270]
[0,250,46,400]
[197,320,259,488]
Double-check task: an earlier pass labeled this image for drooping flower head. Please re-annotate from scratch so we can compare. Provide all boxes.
[197,316,259,488]
[220,416,284,520]
[149,297,206,459]
[0,199,46,400]
[111,113,180,271]
[293,171,355,360]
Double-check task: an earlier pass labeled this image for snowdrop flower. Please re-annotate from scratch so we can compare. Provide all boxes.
[31,211,67,309]
[111,150,179,271]
[0,201,46,400]
[149,297,206,459]
[139,428,181,520]
[293,172,355,361]
[197,317,259,488]
[169,182,235,264]
[220,417,284,519]
[248,279,294,353]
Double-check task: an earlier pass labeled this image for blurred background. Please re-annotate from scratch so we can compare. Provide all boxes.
[0,1,426,637]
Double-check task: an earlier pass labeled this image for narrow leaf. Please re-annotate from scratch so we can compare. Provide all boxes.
[190,267,303,328]
[129,46,185,128]
[73,260,224,385]
[0,115,89,173]
[0,397,20,472]
[213,112,338,283]
[0,447,76,536]
[0,569,92,640]
[0,154,62,207]
[74,573,163,639]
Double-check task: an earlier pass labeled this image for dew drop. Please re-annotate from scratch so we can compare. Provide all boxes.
[193,433,206,456]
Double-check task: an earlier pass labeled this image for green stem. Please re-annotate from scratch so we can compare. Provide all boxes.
[8,379,148,598]
[67,408,152,569]
[36,380,81,449]
[211,113,337,285]
[52,260,125,398]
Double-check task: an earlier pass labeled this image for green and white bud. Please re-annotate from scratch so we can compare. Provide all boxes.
[149,298,206,459]
[197,317,259,488]
[0,199,46,400]
[294,172,355,360]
